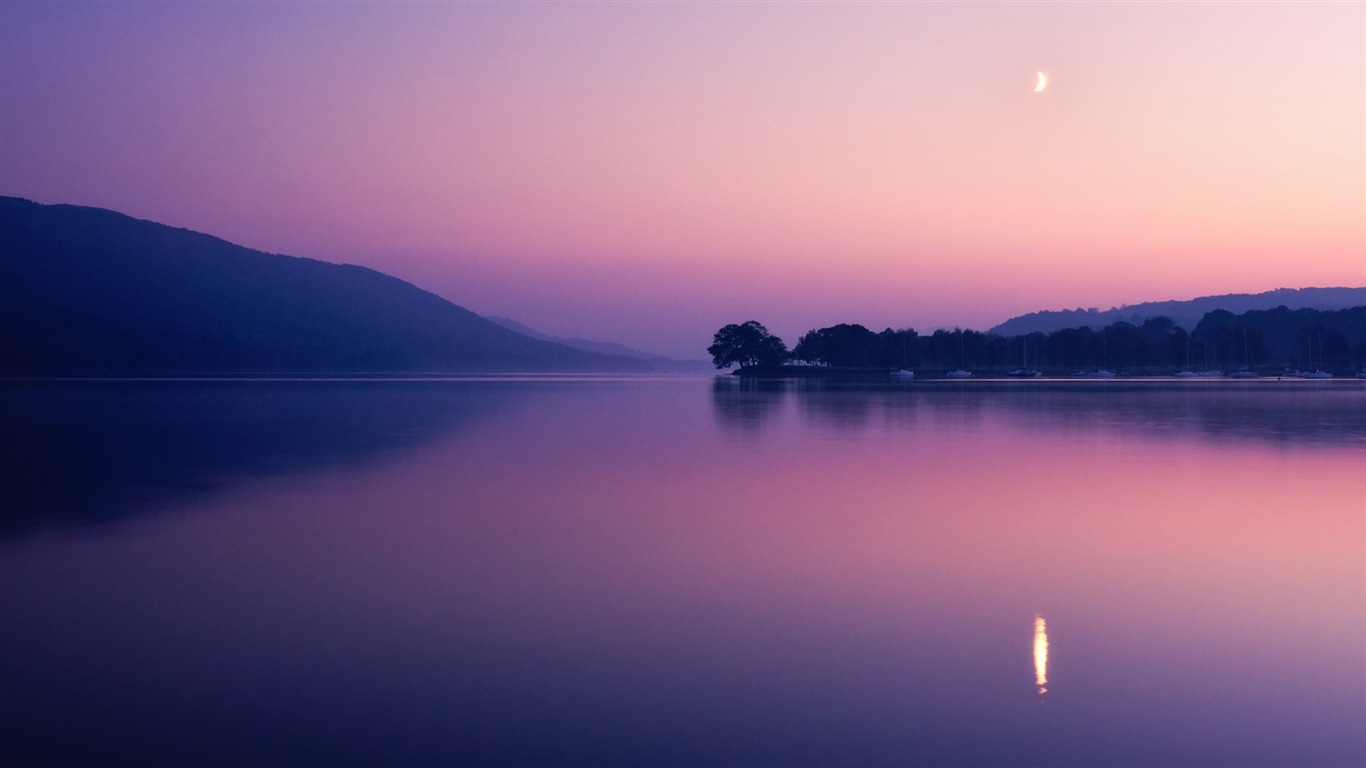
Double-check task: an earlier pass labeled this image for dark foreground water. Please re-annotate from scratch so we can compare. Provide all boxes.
[1,377,1363,767]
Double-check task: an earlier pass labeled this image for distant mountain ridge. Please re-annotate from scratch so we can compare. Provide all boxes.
[989,288,1366,336]
[484,315,712,371]
[0,197,647,373]
[485,315,667,360]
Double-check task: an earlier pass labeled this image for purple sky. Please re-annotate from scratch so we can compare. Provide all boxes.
[2,2,1362,357]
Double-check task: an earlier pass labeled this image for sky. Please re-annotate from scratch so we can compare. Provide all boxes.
[2,2,1362,358]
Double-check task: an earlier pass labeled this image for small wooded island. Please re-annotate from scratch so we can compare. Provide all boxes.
[709,310,1366,378]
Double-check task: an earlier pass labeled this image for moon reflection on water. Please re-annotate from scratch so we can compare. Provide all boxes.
[1034,614,1049,699]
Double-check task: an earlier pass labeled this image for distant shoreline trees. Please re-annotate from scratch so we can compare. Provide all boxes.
[708,305,1366,375]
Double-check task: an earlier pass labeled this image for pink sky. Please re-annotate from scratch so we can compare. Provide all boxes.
[2,2,1362,357]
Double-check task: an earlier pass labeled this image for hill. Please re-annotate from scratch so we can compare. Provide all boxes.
[989,288,1366,336]
[0,197,647,373]
[485,315,714,372]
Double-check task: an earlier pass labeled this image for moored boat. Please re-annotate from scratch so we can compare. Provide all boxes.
[1008,337,1040,378]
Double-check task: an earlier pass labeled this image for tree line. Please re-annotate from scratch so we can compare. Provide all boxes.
[709,306,1366,374]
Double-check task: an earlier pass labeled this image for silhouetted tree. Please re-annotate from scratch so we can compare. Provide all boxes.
[1245,329,1269,369]
[1323,331,1349,372]
[878,328,919,368]
[1104,322,1143,371]
[793,324,880,367]
[1047,326,1098,370]
[708,321,789,369]
[1134,317,1178,370]
[1170,327,1191,369]
[705,306,1366,375]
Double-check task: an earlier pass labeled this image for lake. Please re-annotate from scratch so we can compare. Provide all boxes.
[1,376,1363,766]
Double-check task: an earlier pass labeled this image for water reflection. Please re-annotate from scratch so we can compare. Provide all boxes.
[1034,614,1049,699]
[709,379,1366,448]
[1,377,1362,766]
[799,388,879,431]
[0,380,530,536]
[710,377,787,435]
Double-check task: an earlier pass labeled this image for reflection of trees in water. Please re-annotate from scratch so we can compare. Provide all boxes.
[874,391,922,431]
[710,380,1366,448]
[710,377,787,435]
[799,385,988,432]
[985,382,1366,448]
[0,380,529,536]
[906,387,988,433]
[798,388,874,431]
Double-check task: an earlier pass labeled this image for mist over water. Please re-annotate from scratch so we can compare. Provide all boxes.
[1,377,1362,766]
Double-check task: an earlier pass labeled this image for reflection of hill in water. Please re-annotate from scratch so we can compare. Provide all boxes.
[713,379,1366,448]
[0,380,527,536]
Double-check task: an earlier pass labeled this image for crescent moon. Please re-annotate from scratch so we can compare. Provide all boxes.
[1033,71,1047,93]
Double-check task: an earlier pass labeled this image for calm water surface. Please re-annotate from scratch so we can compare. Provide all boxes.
[2,377,1363,766]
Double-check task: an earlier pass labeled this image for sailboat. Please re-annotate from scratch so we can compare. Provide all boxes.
[890,334,914,379]
[1074,329,1114,377]
[945,329,972,378]
[1007,335,1041,378]
[1229,328,1257,378]
[1173,332,1197,377]
[1194,332,1221,376]
[1299,331,1332,378]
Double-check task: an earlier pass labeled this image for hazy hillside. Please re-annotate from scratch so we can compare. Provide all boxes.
[485,315,713,372]
[485,315,665,360]
[0,197,647,373]
[989,288,1366,336]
